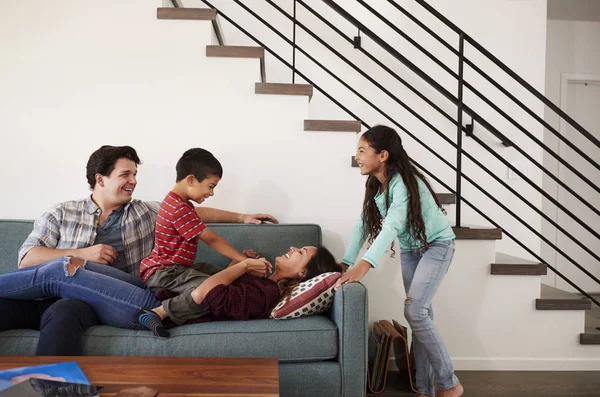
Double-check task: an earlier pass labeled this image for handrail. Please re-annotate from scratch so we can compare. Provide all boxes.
[412,0,600,149]
[278,0,600,287]
[188,0,600,299]
[362,0,600,175]
[455,33,465,227]
[416,163,600,308]
[322,0,512,146]
[322,0,600,222]
[463,57,600,172]
[357,0,458,80]
[197,0,364,127]
[219,0,600,289]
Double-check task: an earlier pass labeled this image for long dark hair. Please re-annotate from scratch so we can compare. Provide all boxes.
[361,125,442,251]
[278,246,340,303]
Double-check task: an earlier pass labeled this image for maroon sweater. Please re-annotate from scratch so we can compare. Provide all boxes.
[156,274,281,327]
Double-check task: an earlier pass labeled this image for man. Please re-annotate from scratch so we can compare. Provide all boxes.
[0,145,277,355]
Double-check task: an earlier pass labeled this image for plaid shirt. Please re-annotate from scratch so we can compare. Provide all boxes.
[18,196,160,277]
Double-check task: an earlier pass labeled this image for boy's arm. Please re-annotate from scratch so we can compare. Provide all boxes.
[199,228,247,263]
[195,207,278,224]
[227,249,259,268]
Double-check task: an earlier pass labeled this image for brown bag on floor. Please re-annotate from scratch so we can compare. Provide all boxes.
[391,319,417,393]
[367,319,417,394]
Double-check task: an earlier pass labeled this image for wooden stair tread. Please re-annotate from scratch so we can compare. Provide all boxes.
[255,83,313,99]
[536,284,592,310]
[453,227,502,240]
[491,253,547,275]
[304,120,361,132]
[206,45,264,59]
[580,333,600,345]
[436,193,456,205]
[157,8,216,21]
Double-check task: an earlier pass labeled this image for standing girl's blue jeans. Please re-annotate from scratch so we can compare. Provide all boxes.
[401,239,459,396]
[0,256,160,329]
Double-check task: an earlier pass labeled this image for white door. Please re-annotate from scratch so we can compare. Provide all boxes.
[556,80,600,293]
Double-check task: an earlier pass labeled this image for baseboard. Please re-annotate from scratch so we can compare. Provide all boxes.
[388,357,600,371]
[452,358,600,371]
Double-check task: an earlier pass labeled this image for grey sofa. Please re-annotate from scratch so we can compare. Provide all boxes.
[0,220,367,397]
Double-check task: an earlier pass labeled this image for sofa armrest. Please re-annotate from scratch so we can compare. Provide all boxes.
[329,282,368,397]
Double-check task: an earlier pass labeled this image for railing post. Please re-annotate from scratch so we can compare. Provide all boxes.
[292,0,297,83]
[455,33,465,228]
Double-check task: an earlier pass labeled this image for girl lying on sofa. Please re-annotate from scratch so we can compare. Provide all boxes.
[0,246,341,337]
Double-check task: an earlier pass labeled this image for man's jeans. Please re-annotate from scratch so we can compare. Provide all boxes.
[0,257,159,329]
[401,239,459,396]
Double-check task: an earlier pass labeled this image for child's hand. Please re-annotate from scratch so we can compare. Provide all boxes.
[335,260,371,290]
[242,249,261,259]
[244,258,272,278]
[241,213,279,224]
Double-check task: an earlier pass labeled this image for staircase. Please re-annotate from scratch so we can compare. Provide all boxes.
[155,1,600,368]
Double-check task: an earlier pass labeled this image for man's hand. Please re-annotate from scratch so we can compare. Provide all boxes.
[243,258,272,278]
[77,244,118,265]
[240,213,279,225]
[334,260,371,290]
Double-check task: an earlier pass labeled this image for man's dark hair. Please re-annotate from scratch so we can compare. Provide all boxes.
[86,145,141,189]
[176,148,223,182]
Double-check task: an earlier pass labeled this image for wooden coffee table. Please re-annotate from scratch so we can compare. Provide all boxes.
[0,356,279,396]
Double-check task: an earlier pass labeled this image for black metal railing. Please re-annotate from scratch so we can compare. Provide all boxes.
[320,0,600,299]
[188,0,599,305]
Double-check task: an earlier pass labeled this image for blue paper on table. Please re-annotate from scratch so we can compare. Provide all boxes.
[0,362,90,392]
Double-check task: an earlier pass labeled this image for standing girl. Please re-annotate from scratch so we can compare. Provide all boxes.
[336,125,463,397]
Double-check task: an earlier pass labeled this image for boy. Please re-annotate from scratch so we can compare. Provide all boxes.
[138,148,271,336]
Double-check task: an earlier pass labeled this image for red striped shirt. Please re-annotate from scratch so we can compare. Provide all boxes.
[140,192,206,281]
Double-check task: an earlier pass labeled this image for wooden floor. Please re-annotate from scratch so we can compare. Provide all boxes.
[374,370,600,397]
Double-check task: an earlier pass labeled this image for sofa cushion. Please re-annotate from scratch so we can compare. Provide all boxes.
[0,220,34,274]
[194,224,322,268]
[0,316,338,362]
[0,221,321,274]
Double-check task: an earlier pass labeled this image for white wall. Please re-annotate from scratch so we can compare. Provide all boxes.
[542,19,600,288]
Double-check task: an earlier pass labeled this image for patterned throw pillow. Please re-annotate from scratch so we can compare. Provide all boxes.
[270,272,342,320]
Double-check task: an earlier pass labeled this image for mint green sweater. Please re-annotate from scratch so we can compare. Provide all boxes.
[342,174,455,267]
